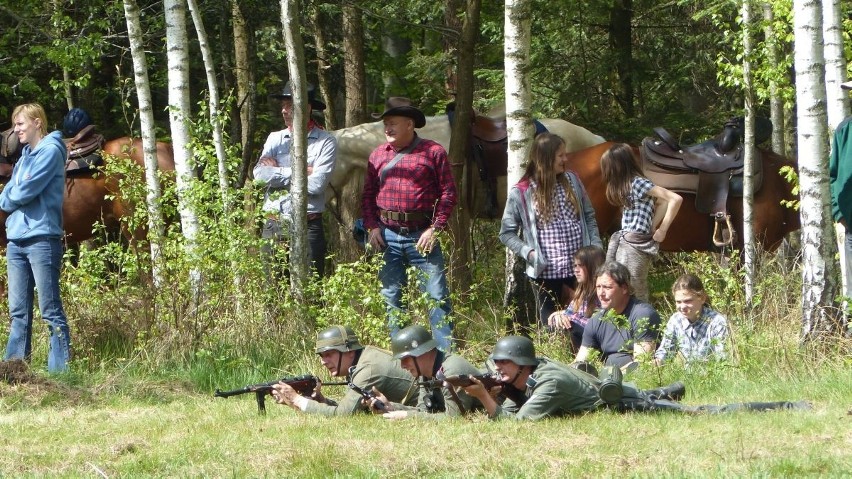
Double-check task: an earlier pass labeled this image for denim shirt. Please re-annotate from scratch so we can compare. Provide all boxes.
[253,126,337,217]
[499,171,602,278]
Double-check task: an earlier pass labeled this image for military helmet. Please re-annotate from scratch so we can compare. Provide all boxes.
[315,325,364,353]
[62,108,92,138]
[489,336,539,366]
[391,325,437,359]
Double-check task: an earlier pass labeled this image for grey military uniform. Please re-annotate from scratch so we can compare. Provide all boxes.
[494,358,602,420]
[391,353,483,417]
[304,346,415,416]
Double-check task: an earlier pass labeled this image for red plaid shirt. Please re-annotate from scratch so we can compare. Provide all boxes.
[362,135,457,230]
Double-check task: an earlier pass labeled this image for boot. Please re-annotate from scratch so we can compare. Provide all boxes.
[645,381,686,401]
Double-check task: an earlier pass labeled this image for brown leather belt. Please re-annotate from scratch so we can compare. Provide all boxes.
[379,209,430,222]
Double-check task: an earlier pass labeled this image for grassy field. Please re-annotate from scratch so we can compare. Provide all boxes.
[1,352,851,478]
[1,220,850,476]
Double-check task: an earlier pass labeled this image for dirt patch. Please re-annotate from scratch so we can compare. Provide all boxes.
[0,359,51,385]
[0,360,86,407]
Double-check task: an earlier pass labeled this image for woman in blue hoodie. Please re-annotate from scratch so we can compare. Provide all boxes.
[0,103,70,372]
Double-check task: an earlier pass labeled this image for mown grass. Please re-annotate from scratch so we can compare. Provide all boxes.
[1,322,850,478]
[0,175,849,476]
[0,363,850,477]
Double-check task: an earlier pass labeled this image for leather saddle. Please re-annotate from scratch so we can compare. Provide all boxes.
[64,125,105,172]
[641,118,770,247]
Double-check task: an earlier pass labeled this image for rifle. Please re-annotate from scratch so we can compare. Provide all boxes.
[347,382,387,412]
[214,374,347,415]
[418,373,528,406]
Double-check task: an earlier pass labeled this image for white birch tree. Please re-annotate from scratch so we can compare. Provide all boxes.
[742,0,757,304]
[123,0,165,287]
[165,0,201,287]
[822,0,851,298]
[186,0,229,207]
[503,0,536,327]
[822,0,850,130]
[792,0,840,341]
[280,0,309,298]
[762,3,786,157]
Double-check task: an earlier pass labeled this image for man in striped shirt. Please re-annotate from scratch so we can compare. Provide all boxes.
[361,97,457,352]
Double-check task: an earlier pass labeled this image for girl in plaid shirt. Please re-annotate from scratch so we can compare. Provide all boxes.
[601,143,682,301]
[499,133,602,326]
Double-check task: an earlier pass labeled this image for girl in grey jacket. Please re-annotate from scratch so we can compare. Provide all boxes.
[499,133,602,326]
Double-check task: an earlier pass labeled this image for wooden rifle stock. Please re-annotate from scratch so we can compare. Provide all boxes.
[418,373,528,406]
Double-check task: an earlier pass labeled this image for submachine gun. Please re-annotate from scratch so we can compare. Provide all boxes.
[214,375,347,415]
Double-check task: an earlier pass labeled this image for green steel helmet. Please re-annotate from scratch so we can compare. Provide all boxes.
[391,325,437,359]
[489,336,539,366]
[315,325,364,353]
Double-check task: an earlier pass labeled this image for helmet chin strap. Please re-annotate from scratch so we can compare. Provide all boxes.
[414,357,424,378]
[509,365,525,387]
[336,352,344,377]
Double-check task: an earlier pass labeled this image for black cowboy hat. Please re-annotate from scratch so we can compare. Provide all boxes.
[270,81,326,111]
[372,97,426,128]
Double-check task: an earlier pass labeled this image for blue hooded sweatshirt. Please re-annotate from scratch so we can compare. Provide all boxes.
[0,130,66,241]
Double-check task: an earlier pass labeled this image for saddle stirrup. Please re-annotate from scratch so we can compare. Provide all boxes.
[712,212,736,248]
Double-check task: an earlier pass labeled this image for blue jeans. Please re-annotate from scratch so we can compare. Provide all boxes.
[4,237,70,372]
[379,227,453,351]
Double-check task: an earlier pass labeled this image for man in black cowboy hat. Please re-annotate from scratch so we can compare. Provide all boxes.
[831,80,852,299]
[361,97,458,352]
[254,81,336,277]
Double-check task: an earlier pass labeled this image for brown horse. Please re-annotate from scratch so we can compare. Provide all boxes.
[0,137,175,246]
[565,142,800,252]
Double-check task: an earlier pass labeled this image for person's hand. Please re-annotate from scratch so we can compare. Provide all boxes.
[526,250,536,262]
[461,377,489,402]
[652,227,668,243]
[311,379,326,404]
[416,227,436,254]
[548,311,572,331]
[366,387,392,413]
[382,410,410,420]
[306,166,314,175]
[271,382,301,410]
[258,156,276,167]
[367,227,385,251]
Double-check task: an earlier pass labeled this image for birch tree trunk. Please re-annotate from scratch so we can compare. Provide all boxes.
[792,0,841,341]
[822,0,850,130]
[232,0,256,189]
[187,0,229,207]
[280,0,309,299]
[123,0,165,286]
[503,0,536,330]
[446,0,479,293]
[741,0,756,305]
[821,0,850,313]
[165,0,201,288]
[762,3,786,157]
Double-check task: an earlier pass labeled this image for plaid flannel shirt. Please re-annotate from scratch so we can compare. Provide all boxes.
[362,135,457,230]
